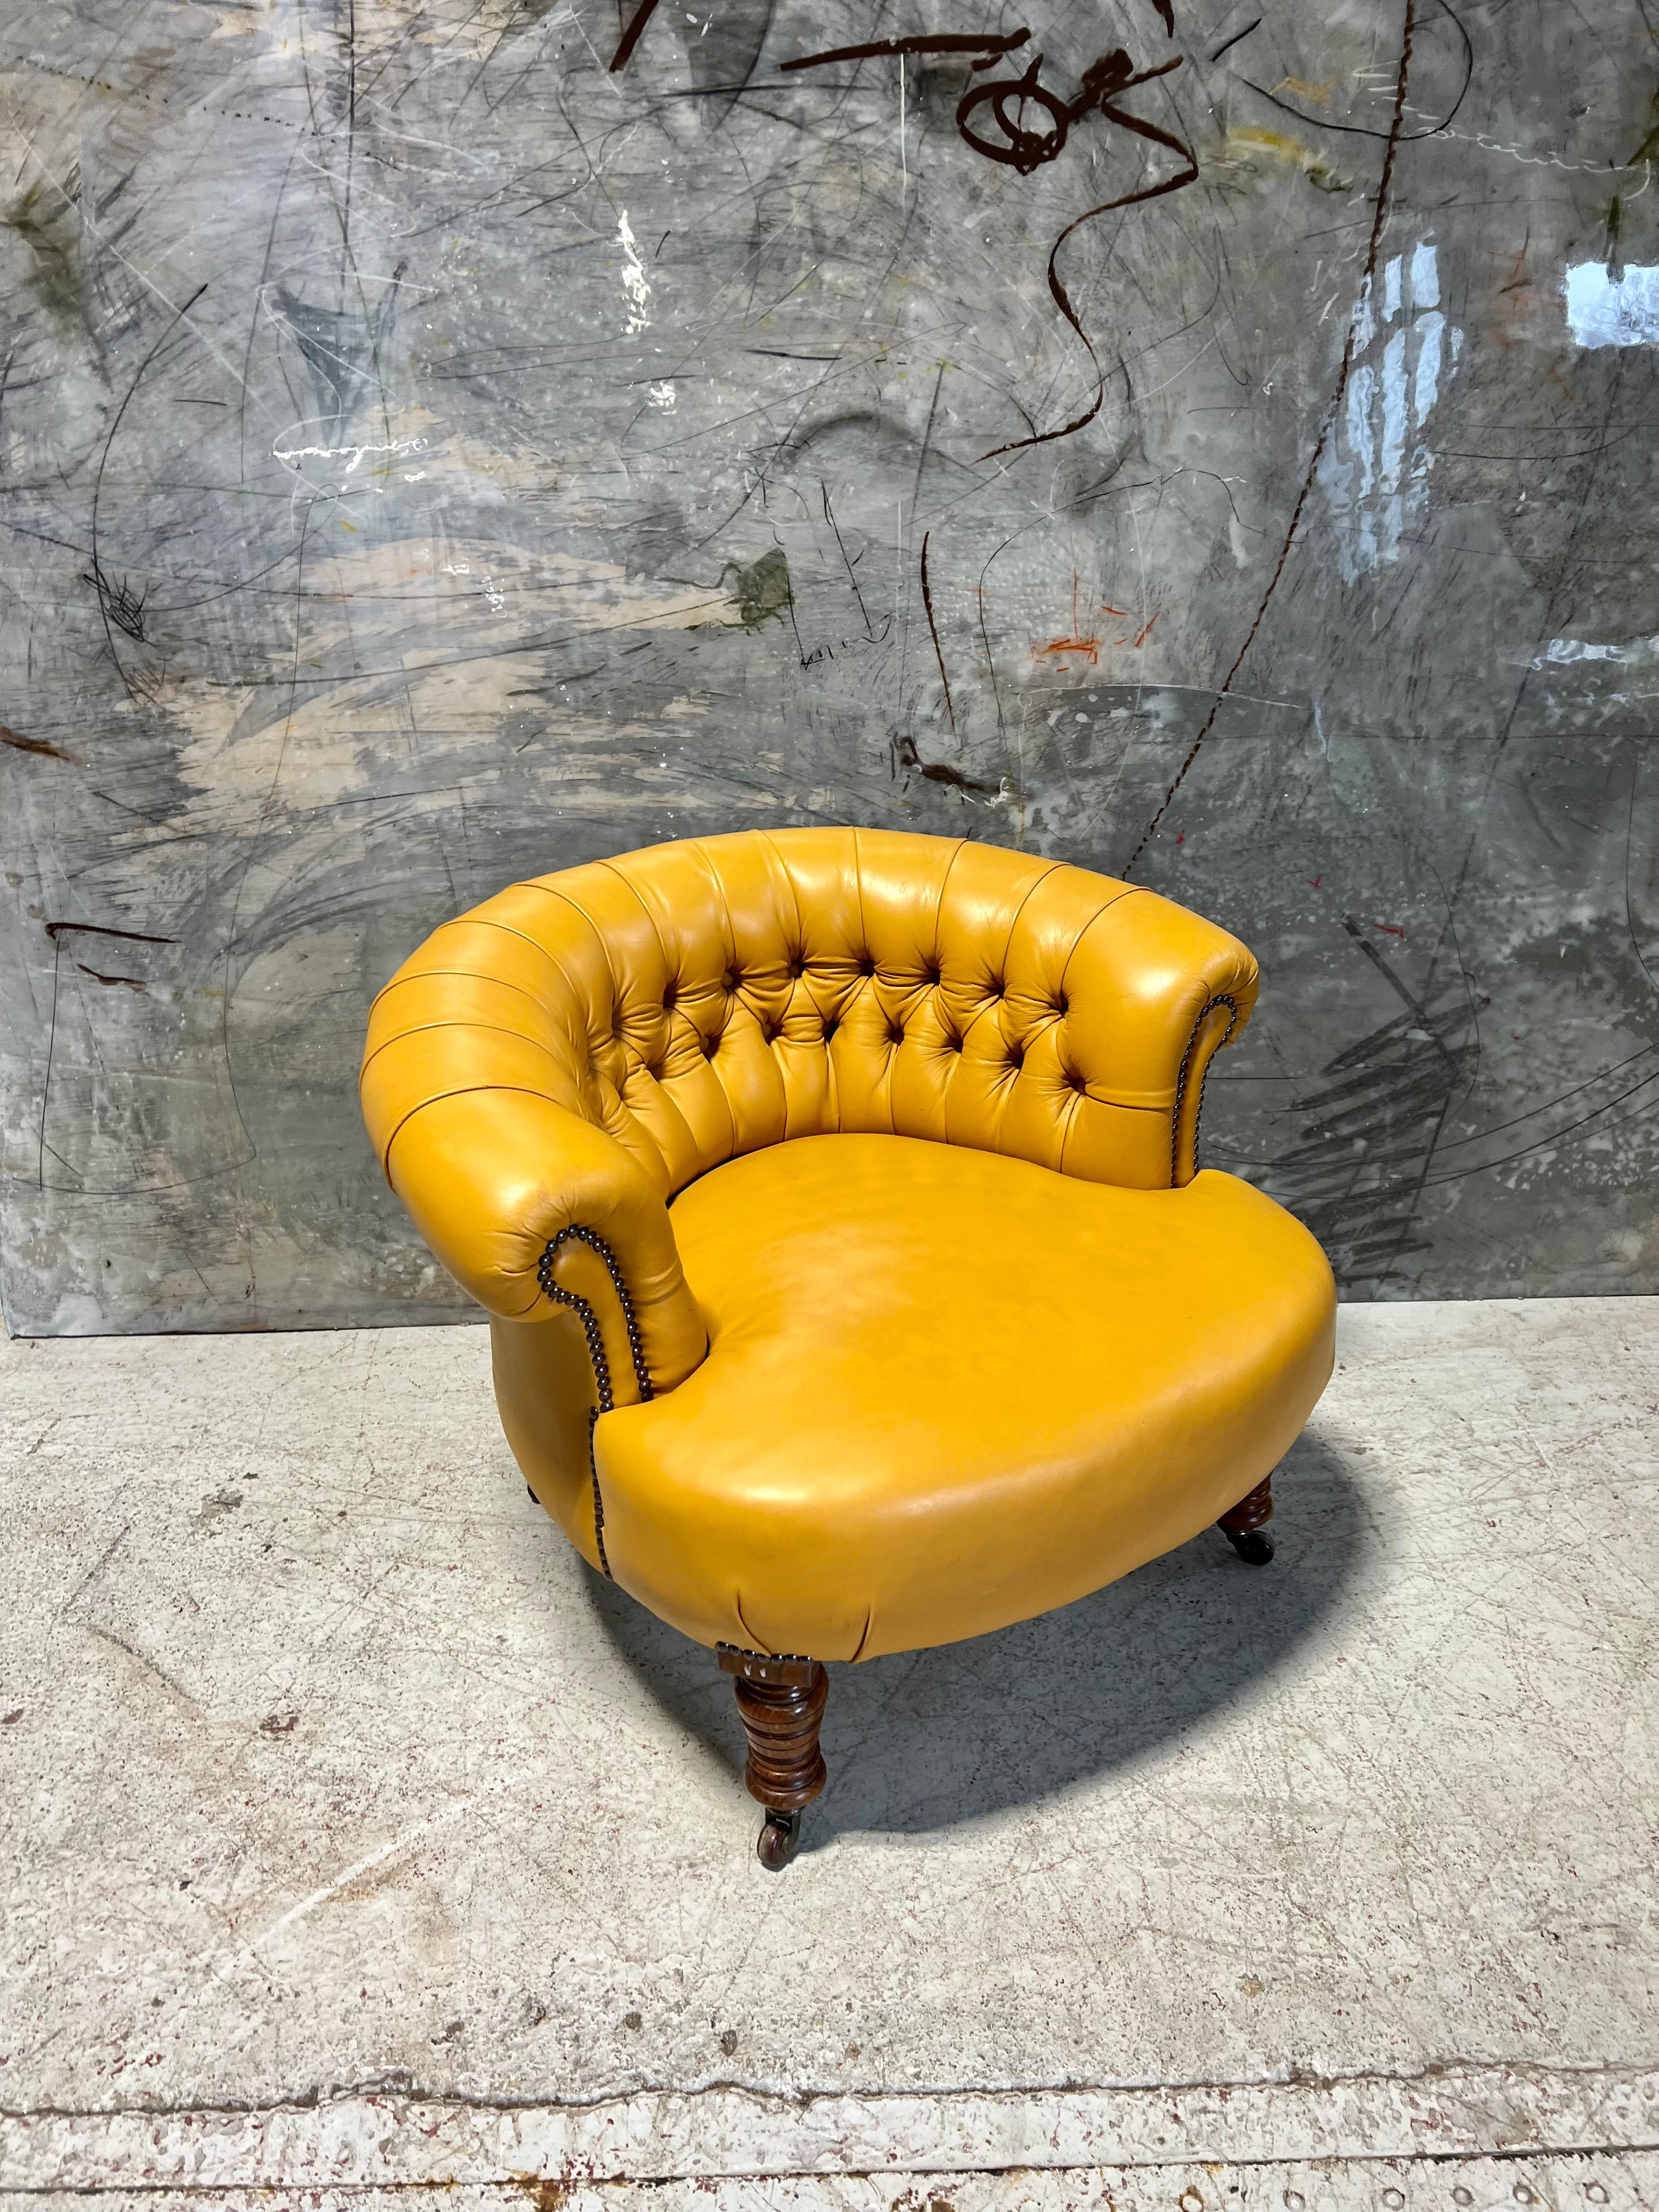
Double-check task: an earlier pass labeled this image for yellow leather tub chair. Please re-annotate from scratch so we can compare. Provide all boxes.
[360,828,1335,1865]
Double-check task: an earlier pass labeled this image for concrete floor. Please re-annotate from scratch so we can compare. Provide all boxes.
[1,1300,1656,2209]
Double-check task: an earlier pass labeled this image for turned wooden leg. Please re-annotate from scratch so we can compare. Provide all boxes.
[716,1645,828,1871]
[1218,1472,1276,1565]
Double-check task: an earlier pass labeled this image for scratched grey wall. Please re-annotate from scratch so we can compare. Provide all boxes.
[1,0,1656,1334]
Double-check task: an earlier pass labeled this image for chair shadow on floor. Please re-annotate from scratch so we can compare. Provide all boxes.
[584,1430,1367,1847]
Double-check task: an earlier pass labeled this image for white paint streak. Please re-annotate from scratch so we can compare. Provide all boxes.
[617,210,652,334]
[1564,261,1659,348]
[1533,633,1659,668]
[1319,239,1461,579]
[274,433,428,475]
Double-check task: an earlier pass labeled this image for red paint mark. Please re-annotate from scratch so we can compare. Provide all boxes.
[1175,831,1185,845]
[1101,602,1130,617]
[1035,637,1099,664]
[1132,612,1160,647]
[1308,877,1322,889]
[1373,922,1404,938]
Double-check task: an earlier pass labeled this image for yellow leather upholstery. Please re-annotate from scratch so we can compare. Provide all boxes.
[360,828,1334,1660]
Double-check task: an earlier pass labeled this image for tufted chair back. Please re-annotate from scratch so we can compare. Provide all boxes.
[364,827,1257,1202]
[361,828,1259,1392]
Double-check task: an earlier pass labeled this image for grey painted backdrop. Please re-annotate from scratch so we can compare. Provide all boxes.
[1,0,1656,1334]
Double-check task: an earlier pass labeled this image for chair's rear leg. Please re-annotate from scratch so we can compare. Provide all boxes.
[1218,1472,1276,1565]
[716,1645,828,1870]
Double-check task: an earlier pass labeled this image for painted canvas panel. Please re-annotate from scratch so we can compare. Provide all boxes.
[0,0,1655,1329]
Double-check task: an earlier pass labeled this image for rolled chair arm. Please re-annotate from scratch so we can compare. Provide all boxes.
[363,1085,708,1396]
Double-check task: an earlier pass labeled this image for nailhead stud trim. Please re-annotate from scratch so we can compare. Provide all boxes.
[535,1225,655,1579]
[1171,994,1239,1185]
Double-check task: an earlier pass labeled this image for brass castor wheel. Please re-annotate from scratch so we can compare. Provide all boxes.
[757,1810,802,1870]
[1223,1525,1276,1565]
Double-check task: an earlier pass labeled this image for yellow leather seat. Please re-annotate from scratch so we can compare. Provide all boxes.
[360,827,1335,1863]
[594,1136,1333,1662]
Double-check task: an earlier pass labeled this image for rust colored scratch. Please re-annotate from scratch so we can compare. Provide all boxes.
[1035,637,1100,664]
[1,724,76,763]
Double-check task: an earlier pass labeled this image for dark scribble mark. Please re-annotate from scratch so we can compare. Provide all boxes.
[3,168,84,326]
[822,482,876,639]
[894,733,997,795]
[89,280,208,698]
[610,0,665,72]
[1,724,76,763]
[1266,986,1476,1286]
[721,546,792,627]
[979,57,1197,459]
[81,558,147,642]
[1238,0,1470,142]
[783,29,1031,70]
[958,47,1184,177]
[978,535,1015,747]
[75,964,147,991]
[956,55,1077,173]
[1149,0,1175,31]
[1122,0,1419,877]
[1626,741,1659,1003]
[270,276,400,436]
[44,921,177,946]
[1208,16,1261,62]
[919,532,956,733]
[1628,87,1659,168]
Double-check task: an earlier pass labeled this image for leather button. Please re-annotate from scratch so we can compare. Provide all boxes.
[722,970,737,992]
[788,959,805,980]
[948,1034,963,1054]
[1067,1071,1087,1094]
[888,1024,904,1046]
[823,1019,838,1042]
[859,957,876,978]
[925,965,941,986]
[702,1034,719,1059]
[1008,1048,1024,1070]
[663,986,677,1010]
[1056,993,1069,1017]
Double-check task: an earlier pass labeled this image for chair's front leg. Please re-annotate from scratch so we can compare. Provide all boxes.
[1218,1472,1276,1565]
[716,1645,828,1869]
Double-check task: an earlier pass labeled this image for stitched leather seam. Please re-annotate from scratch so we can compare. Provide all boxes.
[365,915,565,1020]
[931,834,973,969]
[1171,993,1239,1186]
[370,967,549,1018]
[375,1079,575,1183]
[535,1224,655,1581]
[680,842,744,1164]
[359,1017,572,1089]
